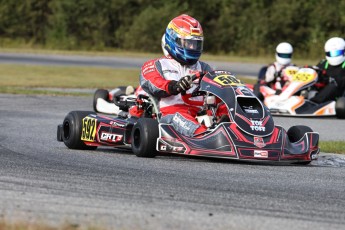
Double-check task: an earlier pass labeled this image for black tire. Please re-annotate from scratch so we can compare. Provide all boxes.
[335,97,345,119]
[287,125,313,143]
[131,118,159,158]
[62,111,97,150]
[93,89,109,112]
[57,124,63,142]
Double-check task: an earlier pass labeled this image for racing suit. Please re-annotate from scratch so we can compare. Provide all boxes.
[140,56,213,137]
[254,62,294,98]
[310,60,345,103]
[264,62,295,89]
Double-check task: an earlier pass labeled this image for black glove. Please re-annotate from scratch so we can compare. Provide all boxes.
[274,71,282,78]
[275,89,282,95]
[168,75,193,95]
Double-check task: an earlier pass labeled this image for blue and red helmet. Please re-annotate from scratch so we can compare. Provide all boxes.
[164,14,204,65]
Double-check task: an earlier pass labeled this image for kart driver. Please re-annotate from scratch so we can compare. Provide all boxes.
[310,37,345,103]
[254,42,295,97]
[139,14,213,137]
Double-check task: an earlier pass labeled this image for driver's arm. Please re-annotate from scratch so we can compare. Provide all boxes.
[140,59,172,98]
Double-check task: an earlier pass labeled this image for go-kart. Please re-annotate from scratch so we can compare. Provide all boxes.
[252,65,300,99]
[57,70,319,164]
[262,67,345,118]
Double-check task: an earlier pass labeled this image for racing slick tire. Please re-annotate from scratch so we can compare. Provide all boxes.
[131,118,159,158]
[335,97,345,119]
[287,125,313,143]
[62,111,98,150]
[57,124,63,141]
[93,89,109,112]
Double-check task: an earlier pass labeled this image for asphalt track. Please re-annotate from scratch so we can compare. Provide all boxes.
[0,54,345,229]
[0,52,263,76]
[1,94,345,230]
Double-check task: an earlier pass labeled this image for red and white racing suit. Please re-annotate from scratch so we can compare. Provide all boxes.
[265,61,295,89]
[140,56,213,136]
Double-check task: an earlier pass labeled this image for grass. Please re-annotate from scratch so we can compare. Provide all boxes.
[0,64,140,95]
[319,141,345,154]
[0,63,256,95]
[0,220,103,230]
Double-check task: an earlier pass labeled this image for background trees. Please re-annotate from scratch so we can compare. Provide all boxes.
[0,0,344,59]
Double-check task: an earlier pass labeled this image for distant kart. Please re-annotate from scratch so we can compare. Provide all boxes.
[57,70,319,164]
[262,67,345,118]
[253,66,300,99]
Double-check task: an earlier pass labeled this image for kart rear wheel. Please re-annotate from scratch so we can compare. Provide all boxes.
[62,111,97,150]
[93,89,109,112]
[335,97,345,119]
[287,125,313,143]
[131,118,159,158]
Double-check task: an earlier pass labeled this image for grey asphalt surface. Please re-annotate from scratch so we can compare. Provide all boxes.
[0,52,263,77]
[1,94,345,230]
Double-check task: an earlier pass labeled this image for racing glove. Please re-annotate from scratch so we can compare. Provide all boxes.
[168,75,193,95]
[274,70,282,78]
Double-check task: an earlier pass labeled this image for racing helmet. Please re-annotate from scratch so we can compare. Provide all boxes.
[275,42,293,65]
[161,34,169,57]
[324,37,345,66]
[164,14,204,65]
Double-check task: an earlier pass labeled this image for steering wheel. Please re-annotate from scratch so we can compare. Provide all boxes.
[181,71,207,106]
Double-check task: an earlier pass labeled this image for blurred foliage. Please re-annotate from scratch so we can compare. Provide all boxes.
[0,0,344,59]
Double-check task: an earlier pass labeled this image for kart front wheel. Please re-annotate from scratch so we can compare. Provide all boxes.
[287,125,313,143]
[131,118,159,158]
[335,97,345,119]
[62,111,97,150]
[93,89,109,112]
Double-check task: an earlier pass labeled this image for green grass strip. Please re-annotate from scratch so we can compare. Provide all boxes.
[0,64,140,89]
[320,141,345,154]
[0,63,256,94]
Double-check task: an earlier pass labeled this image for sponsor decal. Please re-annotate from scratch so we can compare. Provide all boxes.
[160,144,185,153]
[110,121,125,128]
[142,61,155,68]
[311,152,318,160]
[173,114,191,131]
[142,62,156,75]
[100,132,123,143]
[163,70,179,74]
[236,87,252,96]
[254,136,266,148]
[254,150,268,158]
[245,109,259,114]
[143,69,155,75]
[81,117,97,142]
[250,120,265,131]
[190,27,202,36]
[243,105,259,114]
[171,146,184,152]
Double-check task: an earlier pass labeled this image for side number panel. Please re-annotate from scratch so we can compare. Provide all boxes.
[81,117,97,142]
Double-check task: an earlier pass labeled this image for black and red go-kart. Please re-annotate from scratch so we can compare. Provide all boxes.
[57,70,320,164]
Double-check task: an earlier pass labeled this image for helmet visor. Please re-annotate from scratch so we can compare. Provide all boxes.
[326,49,345,57]
[176,38,203,51]
[277,53,292,58]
